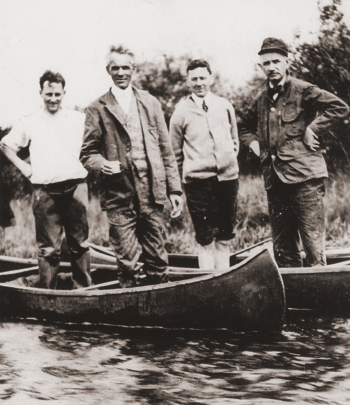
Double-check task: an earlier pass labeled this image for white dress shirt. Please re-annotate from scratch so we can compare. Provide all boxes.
[191,91,213,110]
[111,84,133,115]
[2,108,87,184]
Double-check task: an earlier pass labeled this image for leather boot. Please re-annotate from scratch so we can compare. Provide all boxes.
[198,241,215,269]
[70,250,92,289]
[38,257,60,289]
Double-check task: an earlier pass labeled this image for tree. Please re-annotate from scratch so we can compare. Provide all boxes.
[233,74,265,175]
[234,0,350,175]
[291,0,350,172]
[135,55,235,125]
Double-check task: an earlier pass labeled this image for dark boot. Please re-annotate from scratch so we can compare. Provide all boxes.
[38,257,60,289]
[70,250,92,289]
[143,267,169,285]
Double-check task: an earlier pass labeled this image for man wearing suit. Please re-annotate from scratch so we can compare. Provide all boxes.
[240,37,349,267]
[81,46,183,287]
[170,59,239,270]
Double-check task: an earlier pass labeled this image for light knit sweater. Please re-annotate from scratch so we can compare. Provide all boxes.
[170,94,239,183]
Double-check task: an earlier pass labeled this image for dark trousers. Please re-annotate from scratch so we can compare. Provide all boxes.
[184,177,239,246]
[267,176,326,267]
[107,173,168,288]
[32,182,92,289]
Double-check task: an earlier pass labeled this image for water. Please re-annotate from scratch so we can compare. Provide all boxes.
[0,316,350,404]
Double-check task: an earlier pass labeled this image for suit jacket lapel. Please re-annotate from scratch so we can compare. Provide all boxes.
[101,87,154,141]
[133,88,154,135]
[102,89,127,127]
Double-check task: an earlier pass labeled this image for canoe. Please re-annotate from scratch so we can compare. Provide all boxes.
[87,243,350,315]
[0,249,286,331]
[163,253,350,316]
[166,263,350,316]
[1,239,349,318]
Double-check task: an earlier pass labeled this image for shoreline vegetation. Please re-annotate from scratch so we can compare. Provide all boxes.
[1,174,349,259]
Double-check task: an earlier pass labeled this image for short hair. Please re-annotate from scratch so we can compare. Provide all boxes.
[106,45,135,67]
[187,59,212,75]
[39,70,65,90]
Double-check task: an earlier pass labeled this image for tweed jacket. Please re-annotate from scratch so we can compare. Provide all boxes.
[240,75,349,189]
[80,87,182,209]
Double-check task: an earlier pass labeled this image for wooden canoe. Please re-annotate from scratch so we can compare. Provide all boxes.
[164,264,350,316]
[0,249,286,331]
[87,243,350,315]
[163,252,350,316]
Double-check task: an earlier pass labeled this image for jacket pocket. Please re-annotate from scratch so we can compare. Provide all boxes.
[103,172,131,201]
[282,106,304,137]
[282,101,300,121]
[278,138,313,161]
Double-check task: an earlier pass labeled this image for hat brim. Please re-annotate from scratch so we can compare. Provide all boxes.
[258,47,288,57]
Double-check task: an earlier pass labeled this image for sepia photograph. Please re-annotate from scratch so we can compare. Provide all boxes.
[1,0,350,403]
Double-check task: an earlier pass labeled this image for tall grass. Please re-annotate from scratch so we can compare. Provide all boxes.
[1,175,350,258]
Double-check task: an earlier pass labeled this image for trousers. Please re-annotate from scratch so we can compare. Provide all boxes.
[184,177,239,246]
[32,181,92,289]
[267,176,326,267]
[107,172,168,288]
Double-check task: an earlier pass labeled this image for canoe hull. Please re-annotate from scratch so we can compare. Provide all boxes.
[0,250,285,331]
[281,267,350,314]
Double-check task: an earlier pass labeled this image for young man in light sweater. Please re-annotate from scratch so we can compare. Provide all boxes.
[170,59,239,270]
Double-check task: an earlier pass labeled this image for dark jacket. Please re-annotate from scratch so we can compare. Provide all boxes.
[0,154,15,228]
[80,87,182,209]
[240,75,349,189]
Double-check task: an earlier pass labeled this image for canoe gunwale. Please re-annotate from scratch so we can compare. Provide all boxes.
[0,249,271,297]
[280,266,350,274]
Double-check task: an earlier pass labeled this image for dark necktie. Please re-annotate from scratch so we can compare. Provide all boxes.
[268,84,283,100]
[202,99,208,112]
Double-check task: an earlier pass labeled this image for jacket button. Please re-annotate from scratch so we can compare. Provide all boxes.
[271,154,276,161]
[271,107,275,112]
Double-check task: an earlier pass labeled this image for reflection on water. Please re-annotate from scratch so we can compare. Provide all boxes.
[0,317,350,404]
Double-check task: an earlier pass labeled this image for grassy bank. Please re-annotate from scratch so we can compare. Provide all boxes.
[1,175,350,258]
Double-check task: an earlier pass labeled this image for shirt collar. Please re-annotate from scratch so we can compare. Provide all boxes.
[268,74,287,89]
[41,106,64,119]
[111,84,133,101]
[191,91,212,108]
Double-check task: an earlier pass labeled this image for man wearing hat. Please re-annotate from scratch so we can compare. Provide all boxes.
[240,37,349,267]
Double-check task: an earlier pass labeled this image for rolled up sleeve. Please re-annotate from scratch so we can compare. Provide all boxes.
[1,120,30,152]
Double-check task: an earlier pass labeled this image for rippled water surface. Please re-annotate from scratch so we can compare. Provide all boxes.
[1,316,350,404]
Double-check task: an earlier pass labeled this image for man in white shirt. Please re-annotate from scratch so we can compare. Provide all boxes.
[0,70,92,289]
[170,59,239,270]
